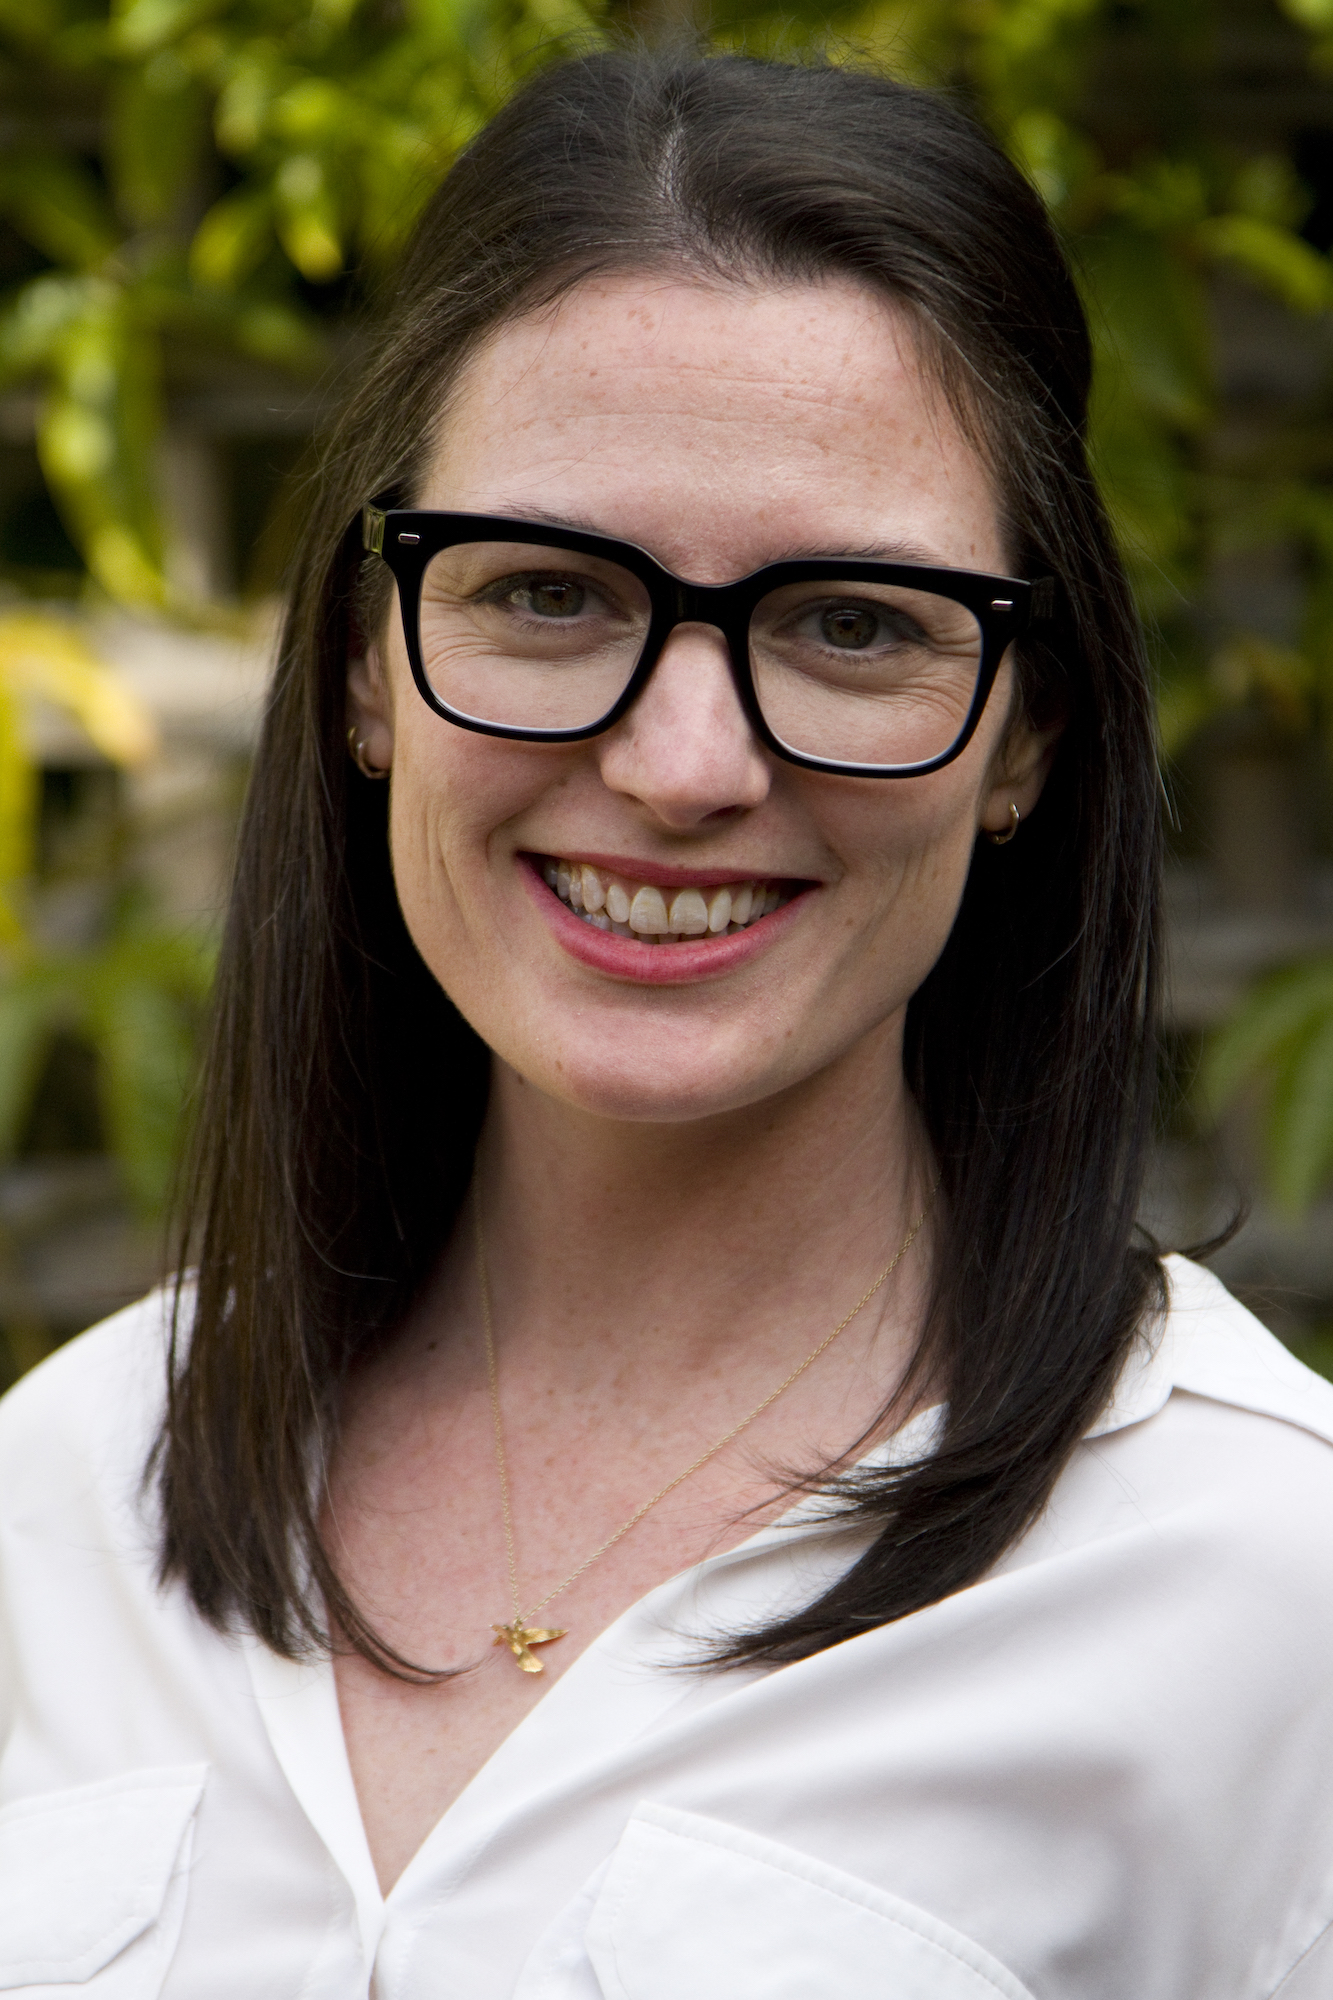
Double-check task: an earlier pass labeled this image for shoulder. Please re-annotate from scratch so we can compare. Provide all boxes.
[1091,1253,1333,1449]
[1159,1252,1333,1442]
[1072,1254,1333,1579]
[0,1287,182,1530]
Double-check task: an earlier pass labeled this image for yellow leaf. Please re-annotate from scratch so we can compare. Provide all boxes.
[272,78,354,145]
[1280,0,1333,29]
[277,213,343,282]
[40,402,115,482]
[110,0,219,58]
[86,523,168,611]
[0,666,35,898]
[274,155,344,282]
[189,190,273,291]
[0,614,159,767]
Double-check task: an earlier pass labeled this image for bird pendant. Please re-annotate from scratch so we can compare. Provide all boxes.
[492,1620,568,1673]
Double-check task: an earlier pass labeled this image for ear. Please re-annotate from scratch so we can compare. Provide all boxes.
[978,708,1064,839]
[346,641,395,776]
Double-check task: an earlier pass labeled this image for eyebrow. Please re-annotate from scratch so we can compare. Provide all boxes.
[471,507,954,571]
[769,540,948,567]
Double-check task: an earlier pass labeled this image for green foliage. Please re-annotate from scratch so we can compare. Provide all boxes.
[0,0,1328,702]
[1202,954,1333,1213]
[0,610,158,919]
[1,0,1332,1226]
[0,917,214,1214]
[0,611,203,1225]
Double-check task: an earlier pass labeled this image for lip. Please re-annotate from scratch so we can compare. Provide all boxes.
[519,854,814,985]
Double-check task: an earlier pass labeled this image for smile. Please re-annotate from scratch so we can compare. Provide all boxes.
[538,857,792,942]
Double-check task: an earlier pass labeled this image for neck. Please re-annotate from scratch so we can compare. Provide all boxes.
[461,1013,933,1394]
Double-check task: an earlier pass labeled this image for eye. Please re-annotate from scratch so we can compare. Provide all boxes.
[800,599,926,651]
[506,577,587,618]
[820,604,880,649]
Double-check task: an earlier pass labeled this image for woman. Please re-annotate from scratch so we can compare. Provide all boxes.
[3,48,1333,2000]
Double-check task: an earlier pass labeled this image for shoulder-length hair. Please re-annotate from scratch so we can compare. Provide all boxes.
[158,50,1162,1676]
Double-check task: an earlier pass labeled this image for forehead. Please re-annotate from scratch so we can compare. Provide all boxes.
[420,272,1005,580]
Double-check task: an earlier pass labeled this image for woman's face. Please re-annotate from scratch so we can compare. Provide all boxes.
[352,274,1057,1124]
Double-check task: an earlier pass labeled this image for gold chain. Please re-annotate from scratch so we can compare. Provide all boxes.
[474,1184,936,1671]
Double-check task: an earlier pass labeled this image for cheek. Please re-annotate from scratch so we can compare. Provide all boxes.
[834,764,985,903]
[821,769,987,1006]
[858,677,1014,911]
[382,722,524,936]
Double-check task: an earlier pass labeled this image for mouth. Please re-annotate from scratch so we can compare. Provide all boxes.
[535,855,797,943]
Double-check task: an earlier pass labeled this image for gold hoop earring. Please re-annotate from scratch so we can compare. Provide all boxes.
[347,723,388,780]
[986,802,1020,845]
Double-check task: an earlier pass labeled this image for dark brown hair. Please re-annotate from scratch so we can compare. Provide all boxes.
[158,50,1162,1674]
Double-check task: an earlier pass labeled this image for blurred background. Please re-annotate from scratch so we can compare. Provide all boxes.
[0,0,1330,1390]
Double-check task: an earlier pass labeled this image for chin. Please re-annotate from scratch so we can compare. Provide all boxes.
[545,1062,761,1126]
[514,1026,791,1126]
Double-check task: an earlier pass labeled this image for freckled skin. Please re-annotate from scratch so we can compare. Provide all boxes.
[352,275,1055,1127]
[335,274,1061,1893]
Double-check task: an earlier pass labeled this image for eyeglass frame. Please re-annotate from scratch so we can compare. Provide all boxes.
[362,503,1057,780]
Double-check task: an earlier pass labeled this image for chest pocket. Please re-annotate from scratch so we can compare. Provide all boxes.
[583,1802,1037,2000]
[0,1765,206,1996]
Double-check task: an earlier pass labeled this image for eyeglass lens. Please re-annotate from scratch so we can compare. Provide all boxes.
[417,541,985,767]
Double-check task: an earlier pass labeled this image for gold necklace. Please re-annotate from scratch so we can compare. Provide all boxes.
[473,1187,935,1673]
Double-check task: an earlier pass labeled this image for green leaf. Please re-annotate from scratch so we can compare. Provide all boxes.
[1007,107,1098,213]
[0,0,67,47]
[1268,1008,1333,1213]
[1230,154,1308,231]
[0,650,36,908]
[1083,225,1213,433]
[1108,157,1210,235]
[109,0,226,59]
[310,0,366,30]
[1196,214,1333,316]
[966,0,1104,125]
[189,189,274,291]
[230,299,324,369]
[271,76,361,146]
[25,279,172,610]
[1279,0,1333,31]
[214,49,283,157]
[1089,395,1194,606]
[1155,658,1217,759]
[0,157,120,271]
[1208,632,1312,734]
[0,275,91,382]
[0,986,56,1159]
[273,154,344,282]
[1202,955,1333,1113]
[87,976,195,1217]
[107,55,209,231]
[41,400,116,483]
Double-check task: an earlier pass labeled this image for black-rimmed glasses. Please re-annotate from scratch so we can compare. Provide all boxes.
[363,506,1055,779]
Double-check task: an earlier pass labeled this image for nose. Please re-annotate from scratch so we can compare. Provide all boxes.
[594,624,772,830]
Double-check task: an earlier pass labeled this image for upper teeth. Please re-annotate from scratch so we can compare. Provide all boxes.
[542,858,785,939]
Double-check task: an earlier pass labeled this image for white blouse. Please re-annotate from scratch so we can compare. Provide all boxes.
[3,1255,1333,2000]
